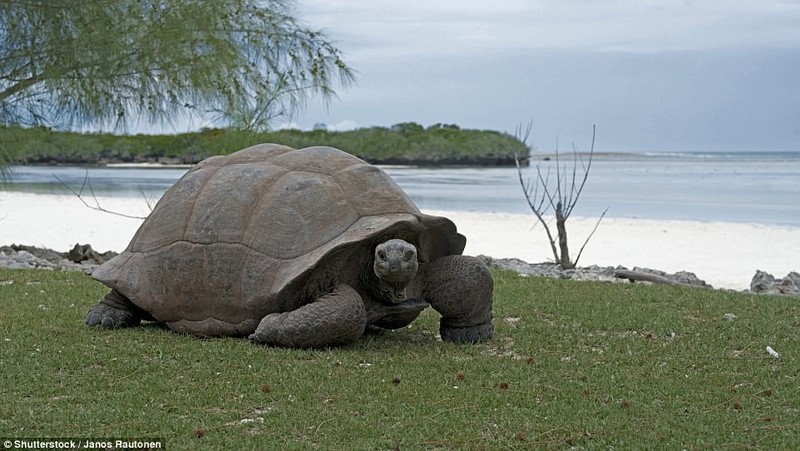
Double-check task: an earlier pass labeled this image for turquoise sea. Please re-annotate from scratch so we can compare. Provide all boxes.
[4,151,800,227]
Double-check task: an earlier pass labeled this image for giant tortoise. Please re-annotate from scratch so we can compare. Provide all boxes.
[86,144,493,348]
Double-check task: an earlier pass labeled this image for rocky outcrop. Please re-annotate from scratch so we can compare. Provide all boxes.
[750,270,800,296]
[481,256,798,296]
[0,244,117,271]
[477,256,711,288]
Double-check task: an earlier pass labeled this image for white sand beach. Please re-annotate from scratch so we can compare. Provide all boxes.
[1,191,798,291]
[434,210,799,291]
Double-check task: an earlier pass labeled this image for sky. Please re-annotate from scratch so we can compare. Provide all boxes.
[276,0,800,153]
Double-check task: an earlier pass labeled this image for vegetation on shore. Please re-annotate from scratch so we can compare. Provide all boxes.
[0,123,528,167]
[1,268,796,449]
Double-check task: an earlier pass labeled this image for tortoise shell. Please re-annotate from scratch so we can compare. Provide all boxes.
[91,144,466,335]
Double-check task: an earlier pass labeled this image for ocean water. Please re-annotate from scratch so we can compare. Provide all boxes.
[3,151,799,227]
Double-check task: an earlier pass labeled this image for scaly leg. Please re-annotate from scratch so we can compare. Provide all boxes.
[249,284,367,348]
[418,255,493,343]
[86,290,152,328]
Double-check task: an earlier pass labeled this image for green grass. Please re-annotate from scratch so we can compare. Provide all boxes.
[1,269,797,449]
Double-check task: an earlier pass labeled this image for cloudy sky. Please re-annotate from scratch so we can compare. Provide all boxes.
[287,0,800,153]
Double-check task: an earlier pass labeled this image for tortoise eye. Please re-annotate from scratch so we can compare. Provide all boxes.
[404,250,415,261]
[377,250,387,260]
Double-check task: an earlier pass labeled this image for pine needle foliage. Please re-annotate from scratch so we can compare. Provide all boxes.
[0,0,354,130]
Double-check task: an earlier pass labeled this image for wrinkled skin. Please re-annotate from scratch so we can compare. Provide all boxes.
[87,238,493,348]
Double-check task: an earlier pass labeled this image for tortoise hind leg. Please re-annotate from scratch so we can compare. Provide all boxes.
[86,290,151,329]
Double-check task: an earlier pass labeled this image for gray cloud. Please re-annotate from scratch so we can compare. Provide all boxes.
[291,1,800,152]
[301,0,800,55]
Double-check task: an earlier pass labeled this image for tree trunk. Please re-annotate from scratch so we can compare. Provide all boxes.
[556,201,572,269]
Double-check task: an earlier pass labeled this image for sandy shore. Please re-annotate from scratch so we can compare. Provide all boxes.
[2,191,798,290]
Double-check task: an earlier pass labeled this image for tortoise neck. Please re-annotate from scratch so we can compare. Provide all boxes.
[359,261,414,305]
[374,278,410,304]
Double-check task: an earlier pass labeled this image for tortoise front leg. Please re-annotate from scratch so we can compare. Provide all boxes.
[249,284,367,348]
[418,255,494,344]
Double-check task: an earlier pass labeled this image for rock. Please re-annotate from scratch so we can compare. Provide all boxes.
[0,249,58,270]
[486,258,564,278]
[0,244,117,271]
[783,271,800,288]
[672,271,711,287]
[564,265,619,282]
[1,244,65,264]
[750,270,774,292]
[485,258,624,284]
[751,270,800,296]
[67,243,116,264]
[484,257,715,288]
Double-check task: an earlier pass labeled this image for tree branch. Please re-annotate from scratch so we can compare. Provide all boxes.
[573,207,607,266]
[565,124,596,218]
[54,172,149,220]
[515,153,560,263]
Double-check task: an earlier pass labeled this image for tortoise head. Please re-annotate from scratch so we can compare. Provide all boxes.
[373,239,418,285]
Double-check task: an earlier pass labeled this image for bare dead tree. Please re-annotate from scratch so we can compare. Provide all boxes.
[514,123,607,269]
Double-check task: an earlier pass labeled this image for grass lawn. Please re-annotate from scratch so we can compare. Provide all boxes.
[0,268,797,449]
